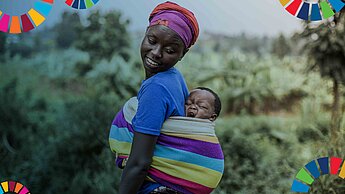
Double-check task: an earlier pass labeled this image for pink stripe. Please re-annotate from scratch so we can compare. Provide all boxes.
[117,155,128,159]
[149,168,213,194]
[19,186,29,194]
[0,14,10,32]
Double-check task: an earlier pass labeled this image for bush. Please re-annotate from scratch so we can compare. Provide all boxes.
[214,115,309,193]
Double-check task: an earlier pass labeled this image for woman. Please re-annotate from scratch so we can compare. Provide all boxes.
[119,2,199,193]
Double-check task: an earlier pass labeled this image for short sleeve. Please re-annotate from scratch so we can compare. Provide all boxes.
[132,83,172,136]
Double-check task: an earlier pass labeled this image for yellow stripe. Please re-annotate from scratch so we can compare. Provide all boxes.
[162,132,219,143]
[279,0,291,6]
[1,181,9,192]
[145,177,156,182]
[109,139,131,154]
[152,156,222,188]
[0,11,2,16]
[340,162,345,179]
[28,9,45,26]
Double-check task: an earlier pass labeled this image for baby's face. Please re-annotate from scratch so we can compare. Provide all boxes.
[185,89,217,121]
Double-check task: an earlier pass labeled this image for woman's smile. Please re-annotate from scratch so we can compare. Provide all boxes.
[144,57,160,69]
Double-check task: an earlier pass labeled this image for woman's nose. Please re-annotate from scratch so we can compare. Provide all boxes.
[151,45,162,59]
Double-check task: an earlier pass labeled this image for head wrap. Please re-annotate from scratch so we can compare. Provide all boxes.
[149,1,199,48]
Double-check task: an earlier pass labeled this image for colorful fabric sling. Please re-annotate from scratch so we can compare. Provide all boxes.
[109,97,224,194]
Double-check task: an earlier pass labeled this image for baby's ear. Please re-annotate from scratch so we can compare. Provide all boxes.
[209,113,217,122]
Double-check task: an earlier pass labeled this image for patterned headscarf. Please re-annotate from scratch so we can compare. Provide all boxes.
[149,1,199,48]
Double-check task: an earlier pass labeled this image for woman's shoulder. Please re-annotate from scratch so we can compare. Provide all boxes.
[145,68,184,86]
[139,68,187,97]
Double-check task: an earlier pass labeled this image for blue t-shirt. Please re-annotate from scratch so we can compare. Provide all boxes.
[132,67,189,136]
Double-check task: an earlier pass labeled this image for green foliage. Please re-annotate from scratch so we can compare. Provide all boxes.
[180,51,323,115]
[0,60,123,194]
[84,54,142,99]
[6,34,34,57]
[0,32,6,55]
[298,12,345,155]
[0,18,138,192]
[75,11,131,63]
[271,33,292,59]
[54,12,82,49]
[196,33,271,57]
[309,176,345,194]
[213,115,304,193]
[299,13,345,84]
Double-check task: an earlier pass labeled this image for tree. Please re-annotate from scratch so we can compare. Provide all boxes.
[55,12,82,49]
[0,33,6,55]
[271,33,291,59]
[298,13,345,154]
[75,11,131,63]
[7,33,33,57]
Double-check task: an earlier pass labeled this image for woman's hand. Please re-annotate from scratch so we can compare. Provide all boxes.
[119,131,158,194]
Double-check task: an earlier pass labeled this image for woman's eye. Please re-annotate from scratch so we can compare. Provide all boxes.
[148,37,156,44]
[166,49,175,54]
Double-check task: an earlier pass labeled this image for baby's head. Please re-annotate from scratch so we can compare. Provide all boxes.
[185,87,221,121]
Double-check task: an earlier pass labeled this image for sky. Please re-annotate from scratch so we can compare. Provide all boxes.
[0,0,303,37]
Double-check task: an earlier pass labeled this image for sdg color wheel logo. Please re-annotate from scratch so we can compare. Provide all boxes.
[0,180,31,194]
[0,0,53,34]
[65,0,100,9]
[279,0,345,21]
[291,157,345,192]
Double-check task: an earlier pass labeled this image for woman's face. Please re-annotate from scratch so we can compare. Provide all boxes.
[141,25,187,78]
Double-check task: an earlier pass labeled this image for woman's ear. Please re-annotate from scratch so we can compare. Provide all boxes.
[209,113,217,122]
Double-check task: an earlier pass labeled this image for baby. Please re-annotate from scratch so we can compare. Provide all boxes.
[185,87,221,121]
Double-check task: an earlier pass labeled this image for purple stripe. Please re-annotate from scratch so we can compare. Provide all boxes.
[116,157,125,169]
[149,172,193,194]
[157,134,224,159]
[112,109,224,159]
[111,109,135,133]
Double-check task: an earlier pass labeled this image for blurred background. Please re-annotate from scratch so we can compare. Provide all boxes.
[0,0,345,193]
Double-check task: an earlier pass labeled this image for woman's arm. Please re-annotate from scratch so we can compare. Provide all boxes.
[118,132,158,194]
[119,83,170,193]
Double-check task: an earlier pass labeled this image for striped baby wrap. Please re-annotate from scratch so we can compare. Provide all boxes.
[109,97,224,194]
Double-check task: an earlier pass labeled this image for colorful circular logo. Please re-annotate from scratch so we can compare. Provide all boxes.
[291,157,345,192]
[280,0,345,21]
[0,0,53,34]
[65,0,100,9]
[0,180,31,194]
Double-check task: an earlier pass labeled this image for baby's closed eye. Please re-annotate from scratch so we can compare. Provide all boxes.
[198,103,208,109]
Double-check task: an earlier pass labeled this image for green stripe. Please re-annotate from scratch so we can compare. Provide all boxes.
[85,0,94,8]
[296,168,314,185]
[109,139,131,154]
[320,0,335,19]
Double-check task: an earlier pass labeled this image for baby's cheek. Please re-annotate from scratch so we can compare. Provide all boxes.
[205,110,213,116]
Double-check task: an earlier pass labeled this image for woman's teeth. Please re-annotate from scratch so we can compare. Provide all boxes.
[147,57,159,67]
